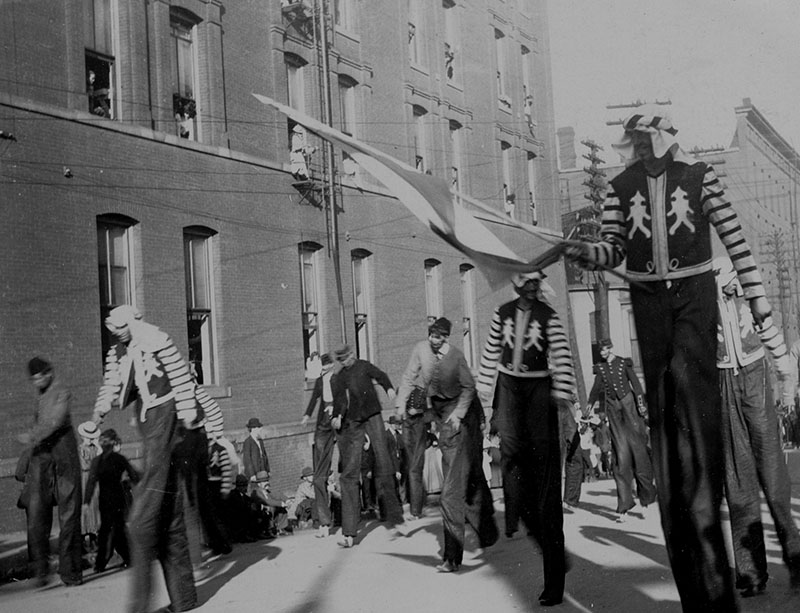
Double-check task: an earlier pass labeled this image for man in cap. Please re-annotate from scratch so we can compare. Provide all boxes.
[242,417,270,482]
[302,353,338,537]
[19,357,83,587]
[398,317,498,572]
[329,344,406,547]
[714,255,800,595]
[565,106,771,611]
[587,338,655,521]
[92,305,197,613]
[476,270,577,606]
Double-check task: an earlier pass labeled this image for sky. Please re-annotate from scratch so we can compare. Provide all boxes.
[547,0,800,163]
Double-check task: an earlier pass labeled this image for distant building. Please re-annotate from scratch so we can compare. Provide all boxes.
[0,0,564,528]
[559,98,800,393]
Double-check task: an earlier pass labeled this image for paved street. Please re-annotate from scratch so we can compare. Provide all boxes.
[1,478,799,612]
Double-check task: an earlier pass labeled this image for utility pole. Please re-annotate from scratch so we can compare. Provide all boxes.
[760,229,793,342]
[314,0,348,342]
[580,139,609,359]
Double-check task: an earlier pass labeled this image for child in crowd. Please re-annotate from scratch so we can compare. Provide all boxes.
[84,429,139,573]
[77,421,102,553]
[286,466,316,529]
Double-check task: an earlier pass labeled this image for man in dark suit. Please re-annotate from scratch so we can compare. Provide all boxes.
[385,415,406,504]
[242,417,270,483]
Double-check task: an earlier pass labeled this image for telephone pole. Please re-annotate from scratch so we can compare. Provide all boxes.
[580,139,609,357]
[760,229,793,342]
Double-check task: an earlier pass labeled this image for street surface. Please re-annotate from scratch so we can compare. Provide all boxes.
[1,478,798,612]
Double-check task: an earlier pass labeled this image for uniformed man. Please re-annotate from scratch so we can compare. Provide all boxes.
[587,339,656,520]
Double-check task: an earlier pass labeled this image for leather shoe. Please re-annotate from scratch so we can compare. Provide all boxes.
[538,596,563,607]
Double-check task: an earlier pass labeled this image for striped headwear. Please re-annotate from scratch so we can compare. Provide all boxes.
[612,104,679,162]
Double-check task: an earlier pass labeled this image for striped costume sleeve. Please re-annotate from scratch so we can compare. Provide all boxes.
[197,386,224,436]
[157,337,196,419]
[476,307,503,393]
[757,315,792,377]
[218,436,240,496]
[546,313,577,402]
[701,165,765,300]
[94,347,123,418]
[583,189,627,270]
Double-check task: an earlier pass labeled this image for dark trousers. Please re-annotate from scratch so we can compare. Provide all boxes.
[721,358,800,590]
[26,430,83,583]
[174,428,230,555]
[313,412,337,527]
[339,412,403,537]
[437,398,498,566]
[95,507,130,571]
[128,400,196,613]
[607,391,657,513]
[562,431,583,507]
[493,374,566,602]
[402,412,428,517]
[631,273,736,612]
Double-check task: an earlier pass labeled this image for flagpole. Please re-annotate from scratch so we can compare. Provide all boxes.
[317,0,348,343]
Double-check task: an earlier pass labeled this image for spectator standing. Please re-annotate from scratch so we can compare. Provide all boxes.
[714,256,800,595]
[566,106,771,611]
[302,353,338,538]
[385,415,406,505]
[84,428,140,572]
[242,417,270,482]
[330,344,407,548]
[93,305,197,613]
[476,270,577,607]
[587,339,656,521]
[18,357,83,587]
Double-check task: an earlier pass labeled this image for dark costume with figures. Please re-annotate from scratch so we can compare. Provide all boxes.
[582,109,768,611]
[477,275,577,605]
[588,352,656,514]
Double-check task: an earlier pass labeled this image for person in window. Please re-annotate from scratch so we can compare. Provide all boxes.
[330,344,408,548]
[476,270,577,607]
[92,305,197,613]
[17,357,83,588]
[565,106,771,611]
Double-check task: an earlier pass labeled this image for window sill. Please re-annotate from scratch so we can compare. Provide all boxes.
[200,384,231,399]
[410,62,429,77]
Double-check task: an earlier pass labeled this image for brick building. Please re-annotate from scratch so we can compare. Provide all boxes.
[0,0,564,530]
[557,98,800,393]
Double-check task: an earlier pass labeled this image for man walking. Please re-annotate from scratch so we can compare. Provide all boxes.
[587,339,656,520]
[330,344,406,548]
[19,357,83,587]
[476,270,577,607]
[714,256,800,596]
[566,106,771,611]
[93,305,197,613]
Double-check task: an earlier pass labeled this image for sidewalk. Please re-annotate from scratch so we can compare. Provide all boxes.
[1,476,798,612]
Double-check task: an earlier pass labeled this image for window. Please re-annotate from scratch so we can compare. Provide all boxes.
[84,0,116,119]
[459,264,477,367]
[424,258,443,323]
[408,0,425,66]
[184,227,217,385]
[443,1,458,82]
[521,45,534,129]
[338,76,357,136]
[351,249,373,360]
[413,105,429,172]
[334,0,355,32]
[299,242,323,369]
[495,29,510,110]
[285,53,308,146]
[171,9,200,140]
[527,151,537,225]
[97,214,136,359]
[449,120,463,189]
[501,140,515,217]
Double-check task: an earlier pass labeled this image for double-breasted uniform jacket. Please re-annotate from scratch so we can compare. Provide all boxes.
[588,356,644,408]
